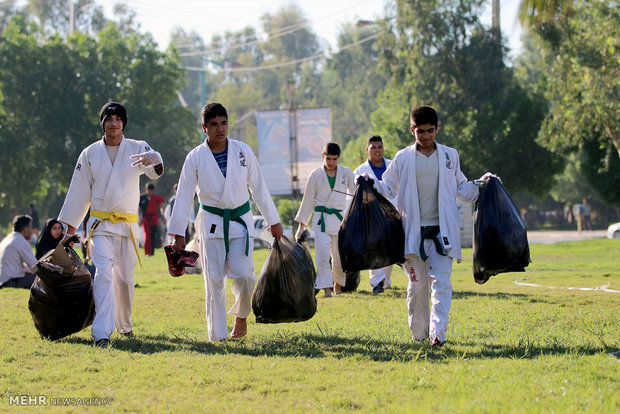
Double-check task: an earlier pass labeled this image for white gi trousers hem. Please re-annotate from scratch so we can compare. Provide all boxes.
[402,239,453,342]
[314,231,345,289]
[369,265,393,288]
[201,237,256,342]
[90,235,137,340]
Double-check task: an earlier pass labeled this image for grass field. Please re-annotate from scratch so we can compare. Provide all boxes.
[1,239,619,413]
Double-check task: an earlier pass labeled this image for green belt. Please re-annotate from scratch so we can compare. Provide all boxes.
[200,200,251,256]
[314,206,343,232]
[419,226,447,262]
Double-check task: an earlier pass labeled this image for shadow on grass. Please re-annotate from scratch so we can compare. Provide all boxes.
[61,330,608,362]
[345,289,408,299]
[453,290,553,303]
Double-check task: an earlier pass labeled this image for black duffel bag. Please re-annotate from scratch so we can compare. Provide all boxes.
[339,178,405,273]
[29,243,95,340]
[252,231,317,323]
[473,176,531,284]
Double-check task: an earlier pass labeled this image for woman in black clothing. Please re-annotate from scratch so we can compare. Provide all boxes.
[35,218,64,259]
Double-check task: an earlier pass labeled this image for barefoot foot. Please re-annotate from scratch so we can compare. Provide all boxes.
[230,317,247,339]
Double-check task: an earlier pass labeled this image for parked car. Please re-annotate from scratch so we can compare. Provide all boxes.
[607,222,620,239]
[253,216,314,249]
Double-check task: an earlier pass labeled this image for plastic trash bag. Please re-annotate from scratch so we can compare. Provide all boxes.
[340,271,360,293]
[339,178,405,273]
[252,231,317,323]
[28,242,95,340]
[473,176,531,284]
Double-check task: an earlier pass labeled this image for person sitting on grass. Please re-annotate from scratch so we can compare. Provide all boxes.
[0,215,38,289]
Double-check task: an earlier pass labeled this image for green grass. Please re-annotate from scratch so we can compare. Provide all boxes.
[1,239,619,413]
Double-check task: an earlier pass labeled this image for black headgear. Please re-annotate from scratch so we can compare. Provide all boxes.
[99,102,128,131]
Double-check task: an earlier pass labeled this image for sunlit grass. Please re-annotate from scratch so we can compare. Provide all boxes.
[1,239,618,412]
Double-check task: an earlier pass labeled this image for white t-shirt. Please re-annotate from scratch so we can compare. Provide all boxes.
[0,232,38,285]
[106,145,119,164]
[415,151,440,226]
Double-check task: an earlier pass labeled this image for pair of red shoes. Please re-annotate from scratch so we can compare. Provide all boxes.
[164,245,199,277]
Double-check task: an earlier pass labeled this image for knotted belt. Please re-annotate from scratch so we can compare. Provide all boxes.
[314,206,343,232]
[89,210,142,268]
[200,200,251,256]
[419,225,447,262]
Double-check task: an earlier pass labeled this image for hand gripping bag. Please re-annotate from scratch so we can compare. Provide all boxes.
[252,231,317,323]
[28,243,95,340]
[338,178,405,273]
[473,176,531,284]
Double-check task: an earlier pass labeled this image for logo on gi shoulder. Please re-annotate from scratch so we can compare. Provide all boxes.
[445,152,453,169]
[76,163,81,171]
[239,151,247,167]
[144,145,151,151]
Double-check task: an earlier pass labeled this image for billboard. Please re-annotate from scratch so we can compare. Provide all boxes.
[296,108,331,192]
[256,110,292,195]
[256,108,331,195]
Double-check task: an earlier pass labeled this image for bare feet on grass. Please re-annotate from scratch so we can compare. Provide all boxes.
[333,283,342,295]
[230,317,247,339]
[324,288,333,298]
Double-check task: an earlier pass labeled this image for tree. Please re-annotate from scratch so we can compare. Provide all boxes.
[371,0,562,195]
[0,18,84,218]
[26,0,107,36]
[527,1,619,159]
[0,18,198,221]
[519,0,573,26]
[322,22,387,165]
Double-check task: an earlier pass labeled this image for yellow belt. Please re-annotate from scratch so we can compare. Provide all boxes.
[88,210,142,268]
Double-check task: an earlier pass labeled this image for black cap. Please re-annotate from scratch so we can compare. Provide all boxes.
[99,102,127,131]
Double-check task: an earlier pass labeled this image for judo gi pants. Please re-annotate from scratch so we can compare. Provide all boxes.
[314,231,346,289]
[89,235,137,340]
[402,239,453,342]
[369,265,393,288]
[201,237,256,341]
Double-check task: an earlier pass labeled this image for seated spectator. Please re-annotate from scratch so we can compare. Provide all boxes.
[0,215,38,289]
[35,218,64,260]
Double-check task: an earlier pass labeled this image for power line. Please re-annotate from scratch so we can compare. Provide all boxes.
[179,21,311,57]
[182,31,382,73]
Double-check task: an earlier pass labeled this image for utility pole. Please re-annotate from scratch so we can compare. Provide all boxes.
[69,1,75,36]
[492,0,500,31]
[287,80,299,203]
[201,56,207,139]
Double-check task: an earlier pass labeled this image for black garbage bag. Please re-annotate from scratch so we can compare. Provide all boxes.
[252,231,317,323]
[473,176,531,284]
[28,243,95,340]
[339,178,405,273]
[340,271,360,293]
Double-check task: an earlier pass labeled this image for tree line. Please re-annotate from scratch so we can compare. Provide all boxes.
[0,0,618,228]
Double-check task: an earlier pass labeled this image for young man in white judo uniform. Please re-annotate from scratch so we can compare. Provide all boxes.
[370,106,493,346]
[58,102,164,347]
[167,103,283,341]
[353,135,398,294]
[295,142,355,297]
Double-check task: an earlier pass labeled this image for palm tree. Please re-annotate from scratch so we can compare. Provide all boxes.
[519,0,574,26]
